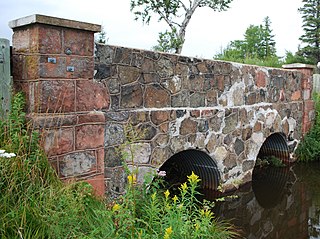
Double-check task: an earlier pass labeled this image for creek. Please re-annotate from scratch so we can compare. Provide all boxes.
[209,162,320,239]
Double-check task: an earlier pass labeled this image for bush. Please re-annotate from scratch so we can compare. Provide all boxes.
[295,93,320,162]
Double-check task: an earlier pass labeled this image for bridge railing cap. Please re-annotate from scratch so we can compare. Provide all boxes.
[282,63,315,70]
[9,14,101,32]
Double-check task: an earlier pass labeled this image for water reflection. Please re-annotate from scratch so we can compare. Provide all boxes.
[209,163,320,239]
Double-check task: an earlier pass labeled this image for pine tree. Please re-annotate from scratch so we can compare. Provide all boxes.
[261,16,276,59]
[298,0,320,64]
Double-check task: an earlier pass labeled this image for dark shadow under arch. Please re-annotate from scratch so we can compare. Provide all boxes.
[257,132,290,164]
[159,149,221,190]
[253,132,291,208]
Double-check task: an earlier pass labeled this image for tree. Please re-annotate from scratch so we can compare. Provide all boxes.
[130,0,233,54]
[96,26,108,44]
[298,0,320,64]
[216,16,277,62]
[261,16,276,59]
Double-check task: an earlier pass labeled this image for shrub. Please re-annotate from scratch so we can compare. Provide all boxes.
[295,93,320,162]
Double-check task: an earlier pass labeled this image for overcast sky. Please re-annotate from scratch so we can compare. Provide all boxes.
[0,0,304,60]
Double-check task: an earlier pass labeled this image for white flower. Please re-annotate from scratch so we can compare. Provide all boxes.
[157,170,166,177]
[0,150,16,158]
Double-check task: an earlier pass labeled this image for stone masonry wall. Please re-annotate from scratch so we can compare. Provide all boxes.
[95,44,314,196]
[10,15,109,196]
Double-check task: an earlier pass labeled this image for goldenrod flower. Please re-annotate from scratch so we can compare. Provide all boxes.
[127,174,136,185]
[187,171,201,184]
[194,223,200,231]
[163,226,173,239]
[200,209,213,219]
[172,195,178,203]
[112,203,121,212]
[180,182,188,192]
[151,192,157,201]
[164,189,170,199]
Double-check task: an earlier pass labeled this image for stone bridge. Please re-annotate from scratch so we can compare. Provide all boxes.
[95,44,314,195]
[9,15,314,197]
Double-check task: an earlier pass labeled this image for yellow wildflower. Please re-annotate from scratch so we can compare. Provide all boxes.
[151,192,157,201]
[200,209,213,219]
[194,223,200,231]
[112,203,121,212]
[127,174,136,185]
[172,195,178,203]
[163,226,173,239]
[187,171,201,184]
[180,182,188,192]
[164,189,170,199]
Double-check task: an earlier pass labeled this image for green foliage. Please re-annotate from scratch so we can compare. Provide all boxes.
[130,0,233,53]
[96,26,108,44]
[111,172,238,239]
[216,16,277,64]
[0,92,114,239]
[298,0,320,64]
[214,16,300,68]
[0,93,236,238]
[296,93,320,162]
[152,28,184,53]
[256,156,285,168]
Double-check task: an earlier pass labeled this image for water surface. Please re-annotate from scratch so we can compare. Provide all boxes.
[211,162,320,239]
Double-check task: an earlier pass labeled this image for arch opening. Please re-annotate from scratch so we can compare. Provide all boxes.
[256,132,290,166]
[253,132,291,208]
[159,149,221,191]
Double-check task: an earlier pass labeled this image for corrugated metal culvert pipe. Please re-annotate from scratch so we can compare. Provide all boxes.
[159,149,221,191]
[257,132,290,164]
[253,132,291,208]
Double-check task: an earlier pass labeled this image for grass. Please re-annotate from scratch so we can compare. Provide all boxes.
[0,92,238,239]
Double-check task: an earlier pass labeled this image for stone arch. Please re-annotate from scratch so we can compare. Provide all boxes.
[159,149,221,190]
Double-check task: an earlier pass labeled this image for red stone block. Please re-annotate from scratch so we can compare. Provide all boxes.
[75,124,105,150]
[215,75,225,91]
[145,85,170,108]
[150,111,170,125]
[96,148,105,172]
[11,54,27,82]
[39,55,66,79]
[66,56,94,79]
[85,174,105,197]
[38,80,76,113]
[304,100,314,111]
[37,25,62,54]
[42,128,74,156]
[63,28,94,56]
[77,112,106,124]
[190,110,201,118]
[76,80,109,111]
[12,27,32,53]
[24,55,40,80]
[13,81,38,113]
[291,90,301,101]
[256,71,266,88]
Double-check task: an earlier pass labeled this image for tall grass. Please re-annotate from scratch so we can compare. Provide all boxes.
[0,92,238,239]
[296,93,320,162]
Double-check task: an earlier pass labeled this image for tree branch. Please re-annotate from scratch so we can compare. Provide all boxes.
[178,0,188,11]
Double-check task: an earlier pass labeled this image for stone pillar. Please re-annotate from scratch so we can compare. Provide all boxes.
[283,63,315,135]
[10,14,109,196]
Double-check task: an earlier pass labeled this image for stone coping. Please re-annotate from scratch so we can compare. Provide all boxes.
[9,14,101,32]
[282,63,315,69]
